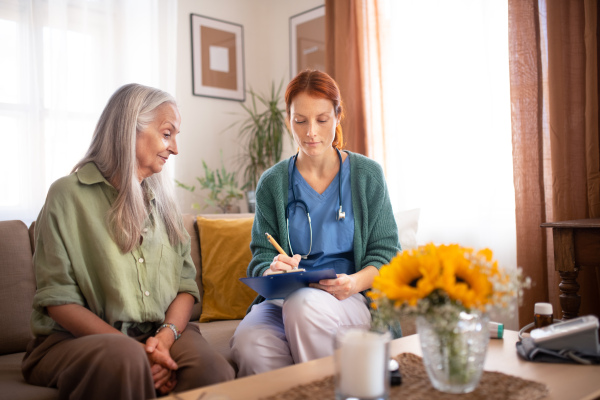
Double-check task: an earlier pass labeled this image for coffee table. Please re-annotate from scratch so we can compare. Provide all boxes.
[166,330,600,400]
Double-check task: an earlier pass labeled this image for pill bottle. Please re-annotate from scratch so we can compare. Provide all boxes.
[534,302,553,329]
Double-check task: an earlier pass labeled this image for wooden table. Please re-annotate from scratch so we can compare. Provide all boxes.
[166,331,600,400]
[541,219,600,320]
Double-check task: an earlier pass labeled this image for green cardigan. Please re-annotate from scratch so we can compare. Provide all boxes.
[247,151,401,306]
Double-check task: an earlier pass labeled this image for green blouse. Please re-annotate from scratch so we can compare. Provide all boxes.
[31,162,199,337]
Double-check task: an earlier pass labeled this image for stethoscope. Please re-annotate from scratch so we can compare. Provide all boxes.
[286,148,345,259]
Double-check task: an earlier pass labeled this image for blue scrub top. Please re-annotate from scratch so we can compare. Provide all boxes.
[286,154,355,275]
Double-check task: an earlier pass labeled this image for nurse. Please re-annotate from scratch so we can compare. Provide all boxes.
[230,70,400,377]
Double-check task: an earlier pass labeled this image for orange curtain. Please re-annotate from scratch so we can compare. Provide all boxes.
[584,0,600,217]
[509,0,600,327]
[508,0,551,328]
[552,0,600,320]
[325,0,386,162]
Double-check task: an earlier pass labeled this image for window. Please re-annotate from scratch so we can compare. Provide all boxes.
[382,1,516,266]
[0,0,177,224]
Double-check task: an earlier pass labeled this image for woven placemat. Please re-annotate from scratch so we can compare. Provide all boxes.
[261,353,549,400]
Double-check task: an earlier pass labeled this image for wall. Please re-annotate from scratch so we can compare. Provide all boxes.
[175,0,323,213]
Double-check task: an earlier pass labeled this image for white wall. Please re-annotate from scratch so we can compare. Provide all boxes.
[174,0,323,213]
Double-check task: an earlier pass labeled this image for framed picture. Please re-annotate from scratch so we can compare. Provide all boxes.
[289,5,326,79]
[190,14,245,101]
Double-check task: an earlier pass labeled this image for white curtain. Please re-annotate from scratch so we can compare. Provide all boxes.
[0,0,177,224]
[381,2,516,272]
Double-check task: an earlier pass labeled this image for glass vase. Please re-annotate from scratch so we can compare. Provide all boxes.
[416,311,489,394]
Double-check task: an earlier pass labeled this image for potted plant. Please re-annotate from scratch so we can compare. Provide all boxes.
[229,80,291,212]
[175,151,244,213]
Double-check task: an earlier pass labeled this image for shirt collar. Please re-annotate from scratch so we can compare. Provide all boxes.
[76,162,112,186]
[76,162,156,202]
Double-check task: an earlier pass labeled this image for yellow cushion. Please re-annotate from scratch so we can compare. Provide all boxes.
[197,216,256,322]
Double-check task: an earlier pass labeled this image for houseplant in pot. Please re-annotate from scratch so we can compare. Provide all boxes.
[229,80,291,212]
[175,151,244,213]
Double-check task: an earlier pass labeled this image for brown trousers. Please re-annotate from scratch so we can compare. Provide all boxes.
[22,323,235,400]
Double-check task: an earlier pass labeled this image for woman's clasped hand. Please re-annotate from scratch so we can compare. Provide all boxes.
[144,331,179,393]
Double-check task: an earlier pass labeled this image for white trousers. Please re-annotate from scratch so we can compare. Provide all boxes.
[230,287,371,377]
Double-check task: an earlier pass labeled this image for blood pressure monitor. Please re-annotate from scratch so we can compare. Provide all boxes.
[530,315,600,354]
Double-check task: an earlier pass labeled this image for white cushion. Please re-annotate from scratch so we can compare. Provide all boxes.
[394,208,420,250]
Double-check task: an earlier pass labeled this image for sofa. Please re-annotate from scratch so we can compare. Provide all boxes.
[0,210,418,399]
[0,213,253,400]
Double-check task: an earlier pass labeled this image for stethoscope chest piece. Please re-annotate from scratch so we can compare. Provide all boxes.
[337,206,345,221]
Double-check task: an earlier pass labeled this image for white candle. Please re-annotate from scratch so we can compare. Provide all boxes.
[336,329,389,398]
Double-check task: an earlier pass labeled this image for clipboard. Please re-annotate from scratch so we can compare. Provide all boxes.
[240,268,337,299]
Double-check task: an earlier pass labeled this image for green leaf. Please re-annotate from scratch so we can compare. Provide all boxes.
[221,79,291,190]
[174,149,244,213]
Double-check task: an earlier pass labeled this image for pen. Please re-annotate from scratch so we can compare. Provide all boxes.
[265,233,287,256]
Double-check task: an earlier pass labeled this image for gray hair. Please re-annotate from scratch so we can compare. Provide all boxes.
[73,83,186,253]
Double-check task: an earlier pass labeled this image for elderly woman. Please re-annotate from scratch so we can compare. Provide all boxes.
[230,70,400,377]
[22,83,235,399]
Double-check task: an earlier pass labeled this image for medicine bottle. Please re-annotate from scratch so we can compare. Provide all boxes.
[534,302,553,329]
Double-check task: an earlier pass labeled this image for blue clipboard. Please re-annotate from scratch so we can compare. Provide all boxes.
[240,268,337,299]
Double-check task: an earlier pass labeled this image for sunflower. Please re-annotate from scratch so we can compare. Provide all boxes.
[369,242,529,325]
[372,245,440,306]
[437,246,494,309]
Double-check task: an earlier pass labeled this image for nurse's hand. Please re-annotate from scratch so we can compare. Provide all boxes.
[310,274,357,300]
[264,254,302,276]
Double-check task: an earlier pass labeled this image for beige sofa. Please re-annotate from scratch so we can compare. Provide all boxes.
[0,213,247,400]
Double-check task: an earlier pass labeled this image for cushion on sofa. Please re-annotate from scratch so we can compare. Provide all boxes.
[395,208,420,250]
[197,216,256,322]
[0,220,36,355]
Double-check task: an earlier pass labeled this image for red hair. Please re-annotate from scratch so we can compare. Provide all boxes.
[285,69,345,149]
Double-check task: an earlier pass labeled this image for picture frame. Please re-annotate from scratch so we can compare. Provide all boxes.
[289,5,326,79]
[190,14,245,101]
